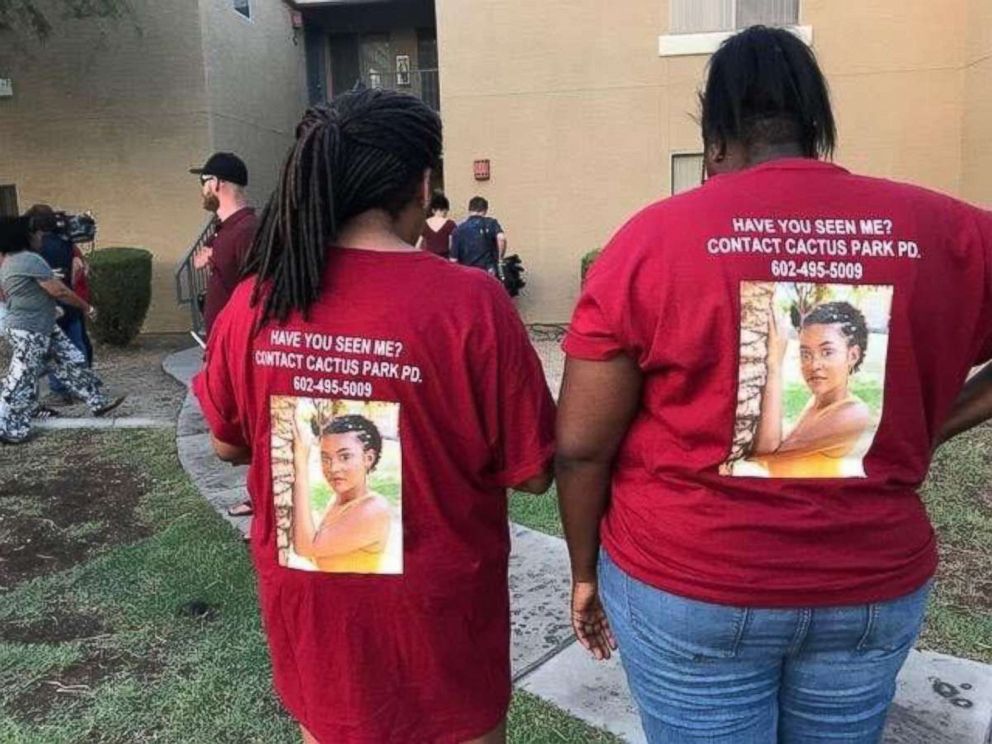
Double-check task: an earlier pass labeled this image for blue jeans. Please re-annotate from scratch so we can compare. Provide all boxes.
[598,549,931,744]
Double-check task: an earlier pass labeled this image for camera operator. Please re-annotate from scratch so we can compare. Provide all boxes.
[24,204,93,404]
[0,216,124,444]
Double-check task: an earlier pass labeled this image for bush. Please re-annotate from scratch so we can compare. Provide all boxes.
[581,250,601,282]
[89,247,153,346]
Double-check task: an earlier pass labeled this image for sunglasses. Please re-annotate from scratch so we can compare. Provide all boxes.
[199,175,217,185]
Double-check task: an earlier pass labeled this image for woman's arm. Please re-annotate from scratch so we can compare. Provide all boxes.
[937,363,992,445]
[210,434,250,465]
[767,400,870,459]
[291,418,319,557]
[751,311,789,454]
[308,499,390,557]
[38,277,92,316]
[556,355,641,660]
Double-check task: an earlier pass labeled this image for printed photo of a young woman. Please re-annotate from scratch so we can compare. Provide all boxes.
[723,282,893,478]
[270,397,402,573]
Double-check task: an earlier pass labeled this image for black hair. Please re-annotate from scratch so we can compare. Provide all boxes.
[468,196,488,213]
[319,415,383,471]
[802,301,868,372]
[428,193,449,213]
[701,26,836,159]
[0,217,32,255]
[24,204,57,233]
[244,87,442,326]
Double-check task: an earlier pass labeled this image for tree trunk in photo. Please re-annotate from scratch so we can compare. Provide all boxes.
[727,282,775,463]
[270,397,297,566]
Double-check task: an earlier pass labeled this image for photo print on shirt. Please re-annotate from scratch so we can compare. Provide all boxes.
[270,396,403,574]
[722,282,893,478]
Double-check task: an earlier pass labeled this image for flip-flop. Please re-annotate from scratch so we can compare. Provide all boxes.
[227,500,254,517]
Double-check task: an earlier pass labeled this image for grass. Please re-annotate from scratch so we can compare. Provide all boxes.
[0,430,619,743]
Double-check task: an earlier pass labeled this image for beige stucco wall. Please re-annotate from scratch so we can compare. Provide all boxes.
[197,0,308,204]
[0,0,211,332]
[437,0,981,324]
[963,0,992,206]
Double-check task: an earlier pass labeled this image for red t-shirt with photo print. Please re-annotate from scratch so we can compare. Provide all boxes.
[564,158,992,608]
[193,247,555,744]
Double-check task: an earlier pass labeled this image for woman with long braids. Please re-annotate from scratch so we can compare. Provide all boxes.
[556,26,992,743]
[193,88,555,743]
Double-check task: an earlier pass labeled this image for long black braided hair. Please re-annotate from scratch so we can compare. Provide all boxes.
[244,87,442,326]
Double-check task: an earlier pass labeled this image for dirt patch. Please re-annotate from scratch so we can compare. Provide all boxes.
[7,646,164,725]
[0,434,152,590]
[0,606,106,644]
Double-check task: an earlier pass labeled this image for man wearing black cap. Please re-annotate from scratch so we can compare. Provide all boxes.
[189,152,257,338]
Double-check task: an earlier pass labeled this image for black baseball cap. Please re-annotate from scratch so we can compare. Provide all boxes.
[190,152,248,187]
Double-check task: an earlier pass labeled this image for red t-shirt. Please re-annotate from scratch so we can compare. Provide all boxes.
[565,158,992,608]
[203,207,257,337]
[421,218,457,257]
[193,248,555,743]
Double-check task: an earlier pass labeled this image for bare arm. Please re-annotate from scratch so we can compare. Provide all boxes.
[306,500,390,558]
[513,467,553,495]
[38,277,91,315]
[557,355,642,581]
[496,232,507,259]
[937,362,992,445]
[415,236,424,250]
[210,434,251,465]
[291,428,318,556]
[557,354,641,660]
[751,312,788,455]
[762,401,870,461]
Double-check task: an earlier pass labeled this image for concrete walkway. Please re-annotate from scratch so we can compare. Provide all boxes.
[164,346,992,744]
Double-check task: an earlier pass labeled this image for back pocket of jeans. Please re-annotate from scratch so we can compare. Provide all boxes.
[625,576,749,662]
[857,581,932,655]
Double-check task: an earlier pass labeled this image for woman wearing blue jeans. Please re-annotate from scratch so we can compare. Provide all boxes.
[557,26,992,743]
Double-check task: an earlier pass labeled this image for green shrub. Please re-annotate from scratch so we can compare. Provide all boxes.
[89,247,153,346]
[581,250,601,282]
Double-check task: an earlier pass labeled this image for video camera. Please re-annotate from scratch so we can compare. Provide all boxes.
[26,208,97,244]
[54,211,97,244]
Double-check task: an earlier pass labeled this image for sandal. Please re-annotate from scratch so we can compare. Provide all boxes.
[227,500,254,517]
[33,405,61,420]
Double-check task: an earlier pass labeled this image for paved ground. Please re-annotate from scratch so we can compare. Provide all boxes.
[0,332,189,427]
[163,342,992,744]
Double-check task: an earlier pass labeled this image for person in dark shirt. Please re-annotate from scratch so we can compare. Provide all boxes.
[451,196,506,274]
[190,152,258,339]
[417,193,456,258]
[190,152,258,521]
[25,204,94,403]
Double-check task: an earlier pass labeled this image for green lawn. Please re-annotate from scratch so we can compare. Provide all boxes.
[0,430,619,743]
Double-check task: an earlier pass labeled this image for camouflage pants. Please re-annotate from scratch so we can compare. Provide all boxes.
[0,327,108,442]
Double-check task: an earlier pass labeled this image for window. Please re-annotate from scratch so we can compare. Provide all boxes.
[232,0,250,20]
[670,0,799,34]
[671,154,704,195]
[0,185,18,217]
